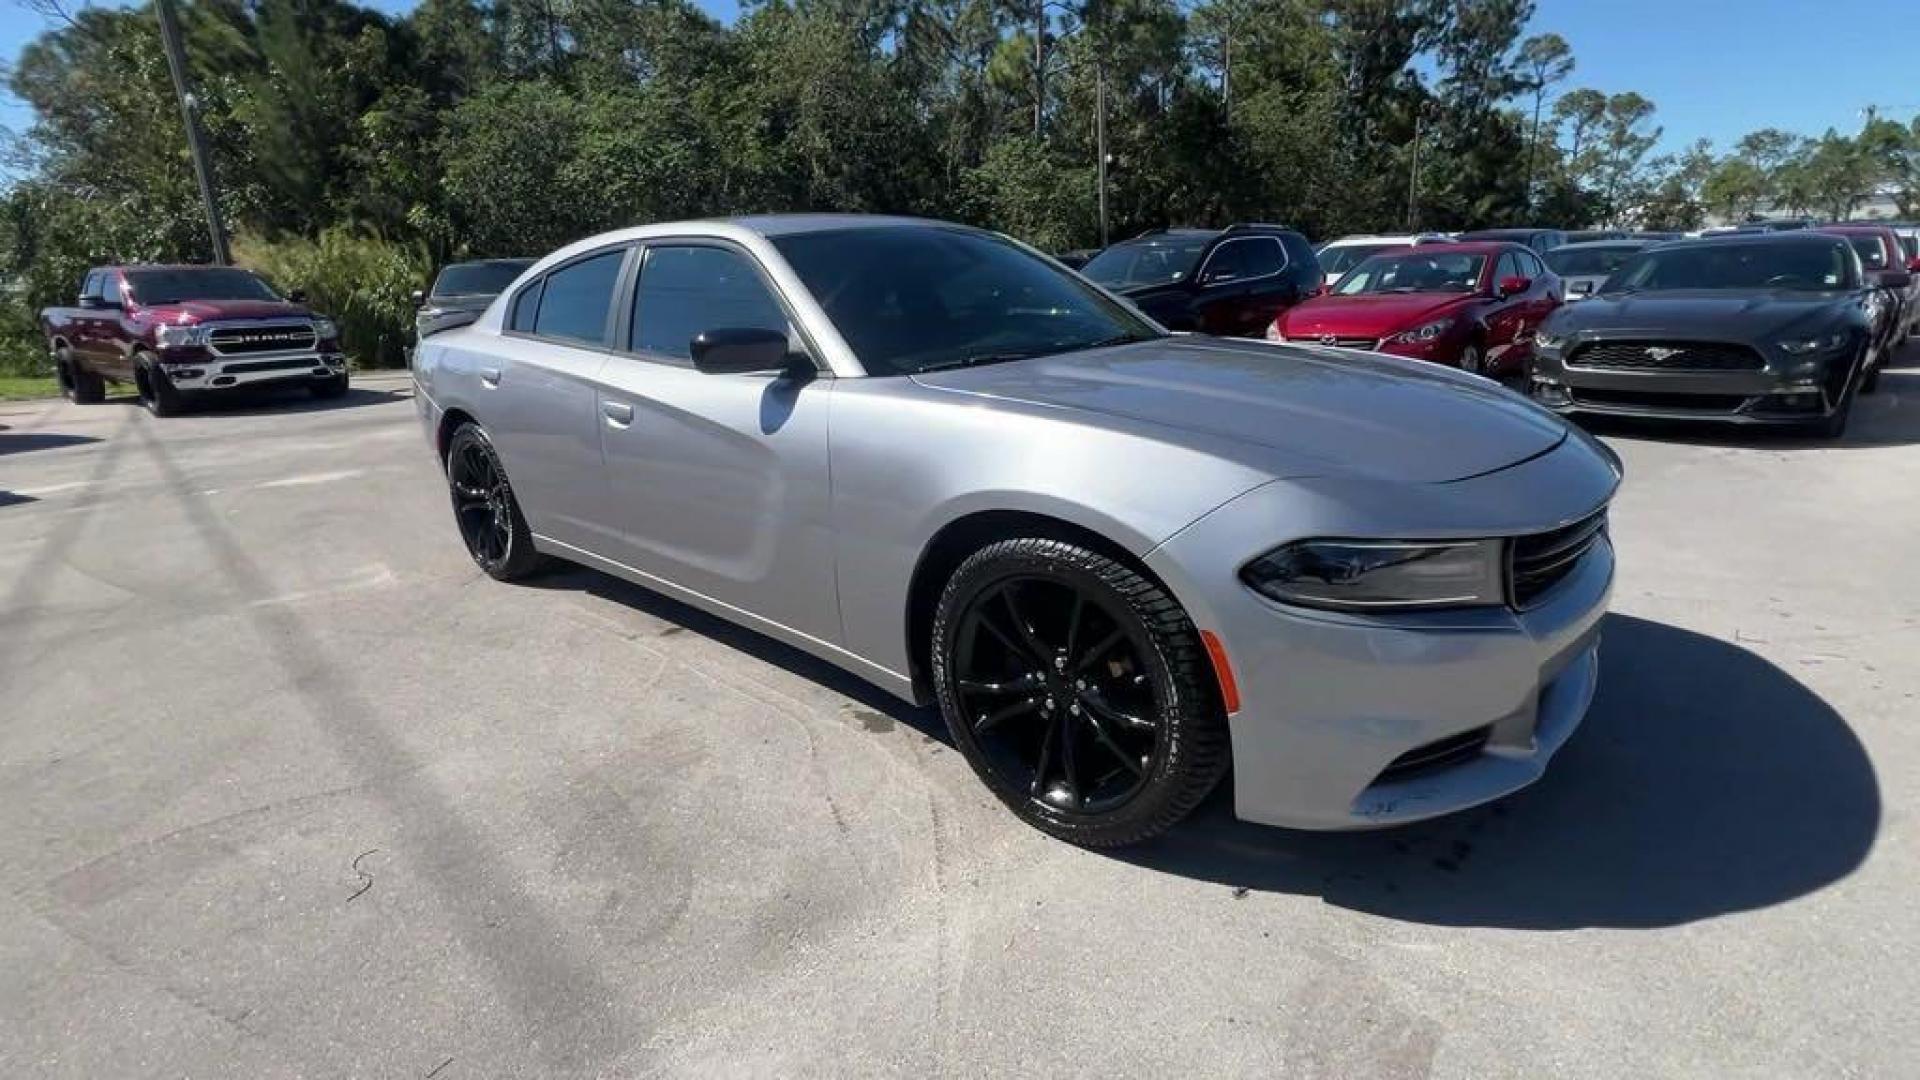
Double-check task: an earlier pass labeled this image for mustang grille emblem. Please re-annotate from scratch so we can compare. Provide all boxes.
[1644,346,1684,362]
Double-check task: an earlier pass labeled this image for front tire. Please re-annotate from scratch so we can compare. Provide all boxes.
[135,354,187,417]
[445,423,546,581]
[930,537,1229,847]
[1458,342,1486,376]
[1809,356,1862,439]
[311,372,349,399]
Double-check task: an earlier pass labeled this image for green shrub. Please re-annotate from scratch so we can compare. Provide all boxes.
[234,228,427,368]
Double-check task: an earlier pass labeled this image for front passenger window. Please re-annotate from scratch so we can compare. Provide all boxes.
[631,246,789,360]
[531,249,625,346]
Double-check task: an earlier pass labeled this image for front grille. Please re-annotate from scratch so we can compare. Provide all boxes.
[1568,340,1764,372]
[1320,337,1379,350]
[220,357,319,375]
[1571,387,1749,413]
[208,323,317,356]
[1375,726,1491,784]
[1509,507,1608,608]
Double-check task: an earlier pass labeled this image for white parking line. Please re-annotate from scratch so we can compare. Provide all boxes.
[255,469,368,489]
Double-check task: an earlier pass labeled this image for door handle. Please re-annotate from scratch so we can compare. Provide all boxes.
[479,366,502,387]
[602,400,634,427]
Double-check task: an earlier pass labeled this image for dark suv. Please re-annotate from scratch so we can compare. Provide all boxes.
[1079,224,1322,336]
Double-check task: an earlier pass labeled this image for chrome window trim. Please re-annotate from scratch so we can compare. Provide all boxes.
[1196,235,1290,286]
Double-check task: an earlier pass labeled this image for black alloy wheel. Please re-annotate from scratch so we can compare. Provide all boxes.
[57,348,104,404]
[445,423,544,581]
[932,537,1228,847]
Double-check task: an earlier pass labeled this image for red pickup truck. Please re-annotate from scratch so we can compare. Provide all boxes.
[41,264,349,416]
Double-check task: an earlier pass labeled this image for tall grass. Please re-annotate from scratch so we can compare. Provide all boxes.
[234,228,428,368]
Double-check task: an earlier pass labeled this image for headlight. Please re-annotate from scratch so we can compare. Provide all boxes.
[154,324,211,348]
[1240,538,1505,611]
[1776,331,1847,355]
[312,317,339,340]
[1533,329,1569,351]
[1387,318,1455,345]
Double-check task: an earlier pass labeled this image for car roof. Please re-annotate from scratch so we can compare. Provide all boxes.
[1458,228,1555,238]
[1377,241,1512,256]
[1813,223,1895,235]
[727,213,963,238]
[1661,231,1851,250]
[1551,239,1653,251]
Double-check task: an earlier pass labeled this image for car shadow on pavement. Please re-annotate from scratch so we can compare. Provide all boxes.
[525,565,954,746]
[1118,613,1881,929]
[186,382,409,417]
[0,431,101,456]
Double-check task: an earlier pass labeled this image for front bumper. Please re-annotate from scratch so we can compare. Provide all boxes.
[1530,339,1847,424]
[1145,440,1617,830]
[162,351,347,391]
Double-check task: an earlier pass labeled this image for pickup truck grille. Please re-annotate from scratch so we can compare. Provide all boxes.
[208,323,317,356]
[1567,341,1765,372]
[1509,507,1609,609]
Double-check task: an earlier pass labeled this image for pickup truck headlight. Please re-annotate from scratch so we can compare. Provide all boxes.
[1241,538,1505,611]
[1386,318,1456,345]
[1776,331,1847,355]
[311,317,339,341]
[155,324,212,349]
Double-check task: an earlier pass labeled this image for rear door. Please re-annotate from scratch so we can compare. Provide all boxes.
[1193,236,1292,337]
[477,246,628,550]
[589,240,841,643]
[71,271,107,370]
[96,271,136,381]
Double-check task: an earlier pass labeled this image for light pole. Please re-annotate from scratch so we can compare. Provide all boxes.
[155,0,229,264]
[1096,63,1108,247]
[1406,113,1424,232]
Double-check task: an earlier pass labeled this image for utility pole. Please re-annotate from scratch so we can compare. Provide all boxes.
[1096,64,1109,247]
[1033,0,1046,138]
[155,0,230,265]
[1524,93,1544,214]
[1406,113,1423,232]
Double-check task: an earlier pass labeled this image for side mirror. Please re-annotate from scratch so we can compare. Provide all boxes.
[1878,270,1913,290]
[410,289,426,308]
[1498,275,1532,297]
[288,289,309,304]
[77,295,104,310]
[690,327,799,375]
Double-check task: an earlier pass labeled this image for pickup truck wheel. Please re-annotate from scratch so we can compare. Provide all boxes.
[445,423,545,581]
[57,349,105,404]
[135,355,187,417]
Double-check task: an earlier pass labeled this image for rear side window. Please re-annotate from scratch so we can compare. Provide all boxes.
[101,274,122,304]
[1201,237,1285,284]
[1497,252,1524,284]
[630,246,788,360]
[509,280,542,333]
[80,271,101,300]
[530,249,625,346]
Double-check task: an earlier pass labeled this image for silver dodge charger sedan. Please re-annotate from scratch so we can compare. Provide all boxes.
[413,215,1620,847]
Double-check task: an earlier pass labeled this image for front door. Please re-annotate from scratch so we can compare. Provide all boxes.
[1193,236,1292,337]
[591,242,841,645]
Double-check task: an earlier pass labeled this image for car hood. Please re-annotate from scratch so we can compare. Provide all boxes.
[1277,292,1475,339]
[911,337,1566,484]
[1550,289,1850,339]
[138,299,315,324]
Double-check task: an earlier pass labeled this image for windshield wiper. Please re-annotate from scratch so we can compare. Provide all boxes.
[916,351,1040,373]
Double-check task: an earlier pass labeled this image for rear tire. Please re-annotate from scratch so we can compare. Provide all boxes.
[445,423,546,581]
[58,349,105,404]
[930,537,1229,848]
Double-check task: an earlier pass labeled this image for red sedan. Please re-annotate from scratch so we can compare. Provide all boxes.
[1267,242,1562,377]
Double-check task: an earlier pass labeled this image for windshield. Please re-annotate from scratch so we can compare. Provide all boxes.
[773,226,1161,376]
[1546,245,1644,277]
[1080,236,1212,289]
[433,260,533,297]
[123,267,281,305]
[1333,252,1486,295]
[1606,240,1856,292]
[1318,243,1400,275]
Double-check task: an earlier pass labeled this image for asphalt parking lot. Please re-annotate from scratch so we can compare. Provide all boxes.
[2,357,1917,1079]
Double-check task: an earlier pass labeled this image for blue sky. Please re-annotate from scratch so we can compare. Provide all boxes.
[5,0,1917,172]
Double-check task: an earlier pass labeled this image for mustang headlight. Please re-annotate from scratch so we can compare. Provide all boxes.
[1387,318,1455,345]
[1532,329,1569,352]
[312,317,339,341]
[154,324,212,349]
[1241,539,1505,611]
[1776,331,1847,355]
